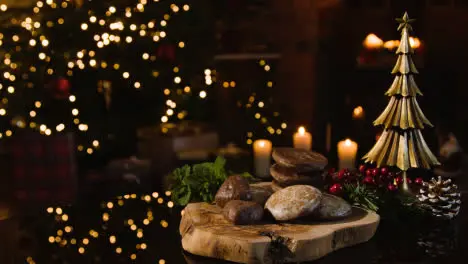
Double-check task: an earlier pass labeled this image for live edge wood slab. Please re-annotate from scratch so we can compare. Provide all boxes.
[180,201,379,264]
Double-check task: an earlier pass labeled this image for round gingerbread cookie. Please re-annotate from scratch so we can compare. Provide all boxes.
[270,164,320,186]
[272,148,328,171]
[265,185,323,221]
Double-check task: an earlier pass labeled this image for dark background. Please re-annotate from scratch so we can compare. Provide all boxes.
[1,0,467,167]
[209,0,468,165]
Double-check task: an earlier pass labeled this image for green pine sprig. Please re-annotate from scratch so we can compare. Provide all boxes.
[342,183,380,212]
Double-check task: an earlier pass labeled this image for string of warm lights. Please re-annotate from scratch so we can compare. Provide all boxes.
[233,59,288,145]
[64,0,194,127]
[33,190,174,263]
[0,0,203,154]
[0,1,99,153]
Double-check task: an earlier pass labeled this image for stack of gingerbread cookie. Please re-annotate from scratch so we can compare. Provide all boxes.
[270,148,328,191]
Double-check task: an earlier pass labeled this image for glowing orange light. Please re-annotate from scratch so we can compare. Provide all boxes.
[363,33,383,49]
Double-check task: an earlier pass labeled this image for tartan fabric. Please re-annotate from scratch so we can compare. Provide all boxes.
[8,132,77,206]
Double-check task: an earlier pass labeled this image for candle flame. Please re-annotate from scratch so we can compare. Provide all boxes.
[409,37,421,49]
[259,141,265,147]
[298,126,306,135]
[345,139,352,146]
[352,106,364,119]
[383,40,399,50]
[363,33,383,49]
[383,37,421,50]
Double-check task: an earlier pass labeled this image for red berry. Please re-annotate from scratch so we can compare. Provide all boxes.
[359,165,367,173]
[363,176,375,185]
[344,170,352,178]
[380,167,389,176]
[328,168,336,175]
[378,174,387,183]
[372,168,380,177]
[366,169,373,177]
[406,178,412,184]
[395,176,403,185]
[329,183,343,195]
[338,169,348,180]
[415,177,423,185]
[387,183,398,191]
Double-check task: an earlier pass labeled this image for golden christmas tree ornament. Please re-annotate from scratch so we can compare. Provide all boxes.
[385,75,422,97]
[363,12,440,189]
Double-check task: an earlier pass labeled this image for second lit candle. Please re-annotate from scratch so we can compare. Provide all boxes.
[293,126,312,150]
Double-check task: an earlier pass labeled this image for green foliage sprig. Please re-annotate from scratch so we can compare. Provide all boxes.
[169,156,252,206]
[339,182,430,223]
[342,183,380,212]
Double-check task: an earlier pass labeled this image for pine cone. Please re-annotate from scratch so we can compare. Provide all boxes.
[417,176,461,219]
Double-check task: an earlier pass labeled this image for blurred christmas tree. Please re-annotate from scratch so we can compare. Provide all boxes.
[0,0,214,155]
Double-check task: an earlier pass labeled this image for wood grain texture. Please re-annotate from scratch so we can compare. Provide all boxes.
[180,199,379,263]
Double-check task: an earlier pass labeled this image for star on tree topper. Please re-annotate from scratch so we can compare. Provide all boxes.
[396,12,416,31]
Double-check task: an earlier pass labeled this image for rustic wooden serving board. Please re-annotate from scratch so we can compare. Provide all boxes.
[180,201,379,264]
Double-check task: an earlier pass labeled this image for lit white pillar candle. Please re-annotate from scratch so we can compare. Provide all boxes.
[253,139,272,178]
[337,138,358,170]
[293,126,312,150]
